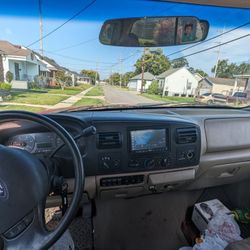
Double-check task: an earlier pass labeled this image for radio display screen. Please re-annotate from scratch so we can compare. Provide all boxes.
[130,129,166,152]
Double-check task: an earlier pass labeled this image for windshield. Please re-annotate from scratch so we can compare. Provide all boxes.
[0,0,249,112]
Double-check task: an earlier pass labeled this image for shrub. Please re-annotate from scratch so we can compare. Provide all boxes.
[6,71,13,83]
[0,82,11,91]
[28,82,41,89]
[147,80,159,95]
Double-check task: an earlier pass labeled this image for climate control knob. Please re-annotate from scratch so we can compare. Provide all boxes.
[144,159,155,169]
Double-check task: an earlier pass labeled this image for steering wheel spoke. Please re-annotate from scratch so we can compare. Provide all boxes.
[2,203,53,250]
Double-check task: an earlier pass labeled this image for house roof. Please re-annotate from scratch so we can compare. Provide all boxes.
[0,40,30,57]
[157,67,182,78]
[207,77,246,87]
[130,72,155,81]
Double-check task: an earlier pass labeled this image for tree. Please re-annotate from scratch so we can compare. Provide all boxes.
[80,69,100,83]
[194,69,208,77]
[6,71,13,83]
[55,71,71,90]
[171,58,189,68]
[134,48,171,76]
[122,71,136,86]
[109,73,121,85]
[147,80,160,94]
[211,59,237,78]
[188,68,208,77]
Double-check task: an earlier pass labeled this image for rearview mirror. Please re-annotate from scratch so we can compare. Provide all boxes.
[99,16,209,47]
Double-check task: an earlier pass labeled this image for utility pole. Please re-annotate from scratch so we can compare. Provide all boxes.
[214,42,221,78]
[95,62,99,85]
[140,47,146,94]
[39,0,43,56]
[110,65,113,85]
[119,56,122,88]
[213,27,225,78]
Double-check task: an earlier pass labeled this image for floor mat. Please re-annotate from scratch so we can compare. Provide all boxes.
[69,217,93,250]
[94,190,202,250]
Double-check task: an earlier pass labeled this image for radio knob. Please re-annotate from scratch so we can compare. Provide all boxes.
[144,159,155,169]
[160,158,168,167]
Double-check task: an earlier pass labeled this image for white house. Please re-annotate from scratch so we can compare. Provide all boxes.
[0,40,48,89]
[127,72,155,92]
[157,67,198,97]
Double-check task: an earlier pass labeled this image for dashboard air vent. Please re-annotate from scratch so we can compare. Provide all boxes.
[176,127,198,144]
[97,132,122,148]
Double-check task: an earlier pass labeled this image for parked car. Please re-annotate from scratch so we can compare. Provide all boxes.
[227,92,250,105]
[196,93,227,105]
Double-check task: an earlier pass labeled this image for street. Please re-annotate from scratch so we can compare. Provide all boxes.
[103,85,160,105]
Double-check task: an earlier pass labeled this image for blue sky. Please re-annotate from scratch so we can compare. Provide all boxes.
[0,0,249,79]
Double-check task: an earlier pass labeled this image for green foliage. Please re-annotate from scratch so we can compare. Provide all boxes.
[55,71,72,89]
[147,80,160,95]
[6,71,13,83]
[28,82,41,89]
[189,67,208,77]
[171,58,189,68]
[122,71,136,85]
[134,48,171,76]
[211,60,250,78]
[80,69,100,83]
[109,73,121,85]
[0,82,11,91]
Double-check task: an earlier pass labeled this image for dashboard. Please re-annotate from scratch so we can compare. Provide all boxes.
[2,108,250,200]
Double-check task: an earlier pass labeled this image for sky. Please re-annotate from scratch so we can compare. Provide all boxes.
[0,0,249,79]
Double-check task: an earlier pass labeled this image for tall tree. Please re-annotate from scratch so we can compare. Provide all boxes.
[134,48,171,76]
[109,73,121,85]
[171,58,189,68]
[211,59,241,78]
[189,67,208,77]
[122,71,136,85]
[80,69,100,83]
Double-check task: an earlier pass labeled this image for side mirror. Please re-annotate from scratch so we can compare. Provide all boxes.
[99,16,209,47]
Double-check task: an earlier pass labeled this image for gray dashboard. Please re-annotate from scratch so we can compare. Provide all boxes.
[2,107,250,200]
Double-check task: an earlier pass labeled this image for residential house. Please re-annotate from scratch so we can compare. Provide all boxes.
[197,77,247,96]
[157,67,198,97]
[76,74,92,85]
[127,72,155,92]
[0,40,47,89]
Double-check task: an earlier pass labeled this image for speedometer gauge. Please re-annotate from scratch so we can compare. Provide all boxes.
[8,134,35,153]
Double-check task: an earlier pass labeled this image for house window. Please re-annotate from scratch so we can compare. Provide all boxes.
[186,81,192,90]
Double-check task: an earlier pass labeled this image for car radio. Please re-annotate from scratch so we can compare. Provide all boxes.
[129,128,169,153]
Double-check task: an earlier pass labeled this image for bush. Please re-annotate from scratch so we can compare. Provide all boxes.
[28,82,41,89]
[147,80,160,95]
[0,82,11,91]
[6,71,13,83]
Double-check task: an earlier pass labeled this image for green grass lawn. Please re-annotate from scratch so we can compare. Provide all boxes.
[0,105,45,112]
[85,86,104,96]
[73,98,104,107]
[34,84,92,96]
[142,93,195,103]
[9,91,68,105]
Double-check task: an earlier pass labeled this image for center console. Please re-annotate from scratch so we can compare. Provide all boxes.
[84,116,201,177]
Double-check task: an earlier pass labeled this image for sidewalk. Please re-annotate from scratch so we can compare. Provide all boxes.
[51,87,94,109]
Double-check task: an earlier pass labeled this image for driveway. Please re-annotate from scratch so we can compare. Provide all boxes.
[103,85,160,105]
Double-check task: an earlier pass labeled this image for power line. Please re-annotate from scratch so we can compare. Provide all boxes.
[26,0,96,48]
[167,22,250,57]
[172,34,250,60]
[41,49,115,65]
[54,37,97,52]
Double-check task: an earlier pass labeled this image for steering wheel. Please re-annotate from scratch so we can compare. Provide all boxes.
[0,111,84,250]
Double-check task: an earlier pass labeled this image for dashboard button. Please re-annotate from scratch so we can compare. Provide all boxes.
[144,159,155,169]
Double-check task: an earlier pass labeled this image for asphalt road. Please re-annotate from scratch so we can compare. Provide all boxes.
[103,85,160,105]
